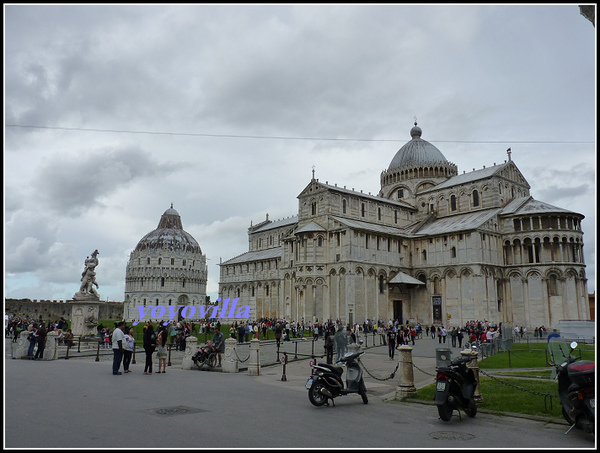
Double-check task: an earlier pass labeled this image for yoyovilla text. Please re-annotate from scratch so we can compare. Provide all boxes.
[132,298,250,326]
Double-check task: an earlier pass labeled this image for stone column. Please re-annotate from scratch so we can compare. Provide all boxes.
[395,345,417,399]
[222,337,239,373]
[462,349,483,402]
[247,338,261,376]
[182,336,197,370]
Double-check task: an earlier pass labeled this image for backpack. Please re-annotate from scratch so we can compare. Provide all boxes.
[28,332,36,343]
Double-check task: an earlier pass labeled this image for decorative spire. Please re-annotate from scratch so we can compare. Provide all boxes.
[507,148,512,161]
[312,165,315,181]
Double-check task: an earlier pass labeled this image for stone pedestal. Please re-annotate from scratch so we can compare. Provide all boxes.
[182,336,198,370]
[13,331,30,359]
[247,339,261,376]
[222,337,239,373]
[43,331,59,360]
[13,330,58,360]
[69,298,102,338]
[395,345,417,399]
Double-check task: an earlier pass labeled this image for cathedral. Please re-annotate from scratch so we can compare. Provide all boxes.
[218,123,589,330]
[123,205,208,322]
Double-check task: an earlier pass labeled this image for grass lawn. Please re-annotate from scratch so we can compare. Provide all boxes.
[479,342,595,369]
[409,342,595,419]
[413,377,564,420]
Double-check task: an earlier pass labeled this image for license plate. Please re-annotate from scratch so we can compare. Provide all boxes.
[436,381,446,391]
[591,399,595,409]
[306,378,313,389]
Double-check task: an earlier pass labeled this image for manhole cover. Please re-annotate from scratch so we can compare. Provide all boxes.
[430,431,475,441]
[142,405,207,417]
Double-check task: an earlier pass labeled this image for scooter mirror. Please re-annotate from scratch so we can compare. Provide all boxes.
[570,341,578,350]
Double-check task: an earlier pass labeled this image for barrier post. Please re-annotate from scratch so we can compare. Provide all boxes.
[395,345,417,399]
[281,352,288,381]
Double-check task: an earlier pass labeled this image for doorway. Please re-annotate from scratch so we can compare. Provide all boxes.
[393,300,403,324]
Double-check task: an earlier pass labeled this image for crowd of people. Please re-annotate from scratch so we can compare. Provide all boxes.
[6,312,549,373]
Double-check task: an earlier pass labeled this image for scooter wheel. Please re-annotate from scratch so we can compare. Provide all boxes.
[437,401,453,422]
[359,381,368,404]
[465,400,477,418]
[308,381,329,407]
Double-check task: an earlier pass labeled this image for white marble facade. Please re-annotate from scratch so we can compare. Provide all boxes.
[218,124,589,330]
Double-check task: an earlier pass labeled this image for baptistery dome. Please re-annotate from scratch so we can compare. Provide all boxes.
[134,204,202,254]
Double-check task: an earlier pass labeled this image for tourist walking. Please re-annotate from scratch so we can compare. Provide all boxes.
[143,323,156,375]
[34,324,47,360]
[27,323,38,357]
[111,321,126,375]
[334,327,347,362]
[156,327,168,373]
[123,327,135,373]
[387,327,397,359]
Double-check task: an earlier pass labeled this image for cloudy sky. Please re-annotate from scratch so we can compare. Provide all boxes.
[4,4,596,305]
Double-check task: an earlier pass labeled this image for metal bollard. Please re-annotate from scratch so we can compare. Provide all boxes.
[95,341,100,362]
[281,352,288,381]
[132,344,136,364]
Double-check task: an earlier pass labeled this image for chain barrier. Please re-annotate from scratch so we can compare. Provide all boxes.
[358,358,399,381]
[412,361,437,377]
[478,368,558,413]
[233,348,250,363]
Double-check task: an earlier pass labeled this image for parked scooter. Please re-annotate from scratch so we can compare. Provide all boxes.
[434,354,478,421]
[306,345,368,407]
[547,336,595,434]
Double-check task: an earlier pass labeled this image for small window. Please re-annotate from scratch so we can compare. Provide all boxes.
[361,203,366,217]
[398,189,404,199]
[450,195,457,211]
[342,199,347,214]
[312,202,317,215]
[472,190,480,207]
[451,247,456,258]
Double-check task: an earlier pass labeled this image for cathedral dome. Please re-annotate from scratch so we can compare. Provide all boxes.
[134,204,202,254]
[388,123,449,171]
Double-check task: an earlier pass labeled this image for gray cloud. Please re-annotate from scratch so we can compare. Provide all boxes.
[33,146,181,216]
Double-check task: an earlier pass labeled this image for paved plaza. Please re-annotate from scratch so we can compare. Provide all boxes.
[4,335,595,449]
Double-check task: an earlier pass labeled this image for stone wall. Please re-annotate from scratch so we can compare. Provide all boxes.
[5,299,124,321]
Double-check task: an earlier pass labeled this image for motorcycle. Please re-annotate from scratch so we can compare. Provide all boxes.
[306,345,368,407]
[547,335,595,434]
[434,354,478,421]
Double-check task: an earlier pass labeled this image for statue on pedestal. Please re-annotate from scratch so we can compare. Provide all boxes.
[71,249,102,337]
[74,249,100,300]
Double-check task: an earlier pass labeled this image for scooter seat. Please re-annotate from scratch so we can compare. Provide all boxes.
[318,363,344,375]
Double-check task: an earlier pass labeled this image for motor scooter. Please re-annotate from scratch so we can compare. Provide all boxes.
[547,336,595,434]
[306,344,368,407]
[434,354,478,421]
